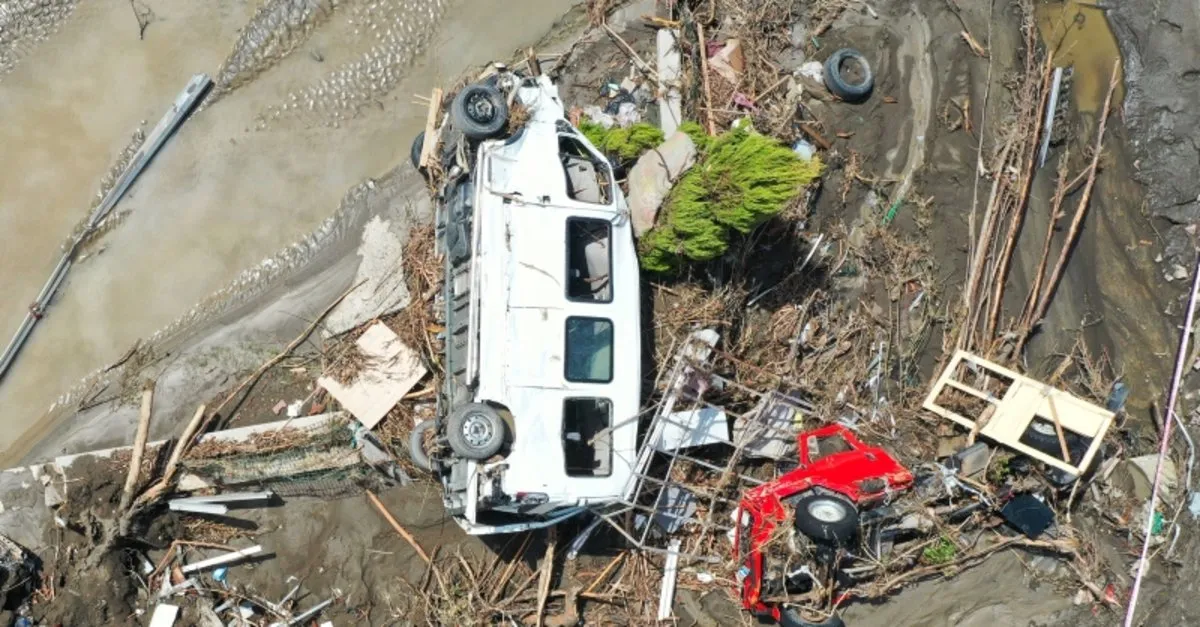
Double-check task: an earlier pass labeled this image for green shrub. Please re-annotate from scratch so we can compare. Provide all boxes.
[579,120,665,162]
[921,535,957,565]
[640,124,822,273]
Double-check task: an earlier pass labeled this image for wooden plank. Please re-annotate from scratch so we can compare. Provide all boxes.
[526,47,542,76]
[418,87,443,169]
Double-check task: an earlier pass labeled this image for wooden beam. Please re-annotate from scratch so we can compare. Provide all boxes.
[418,87,443,169]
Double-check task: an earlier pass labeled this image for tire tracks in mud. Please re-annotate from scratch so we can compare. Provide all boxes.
[888,8,933,208]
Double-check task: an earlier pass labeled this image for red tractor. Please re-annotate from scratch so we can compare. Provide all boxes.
[734,424,914,627]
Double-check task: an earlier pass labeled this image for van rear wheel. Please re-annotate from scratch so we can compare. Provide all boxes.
[446,403,506,460]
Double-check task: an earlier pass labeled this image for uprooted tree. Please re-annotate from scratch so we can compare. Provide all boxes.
[641,122,823,273]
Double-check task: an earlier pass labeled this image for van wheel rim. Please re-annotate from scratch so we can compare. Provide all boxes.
[466,93,496,123]
[462,413,494,448]
[808,500,847,523]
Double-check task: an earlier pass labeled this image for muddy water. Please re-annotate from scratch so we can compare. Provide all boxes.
[1035,0,1124,112]
[0,0,573,460]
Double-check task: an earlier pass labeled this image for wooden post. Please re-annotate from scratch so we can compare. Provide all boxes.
[526,47,542,76]
[418,88,444,169]
[119,380,155,514]
[535,528,558,627]
[696,22,716,136]
[1045,395,1072,463]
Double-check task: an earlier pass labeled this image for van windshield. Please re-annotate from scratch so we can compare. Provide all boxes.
[565,317,614,383]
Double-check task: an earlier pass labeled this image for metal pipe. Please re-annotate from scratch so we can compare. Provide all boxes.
[0,74,211,385]
[1125,251,1200,626]
[1038,67,1065,169]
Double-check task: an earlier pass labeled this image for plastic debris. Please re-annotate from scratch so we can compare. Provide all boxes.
[615,101,640,128]
[1001,494,1055,539]
[798,60,825,82]
[792,139,816,161]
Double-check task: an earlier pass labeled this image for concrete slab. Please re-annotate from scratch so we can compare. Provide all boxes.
[324,214,419,336]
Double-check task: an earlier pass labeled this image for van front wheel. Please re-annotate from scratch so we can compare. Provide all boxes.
[447,403,506,460]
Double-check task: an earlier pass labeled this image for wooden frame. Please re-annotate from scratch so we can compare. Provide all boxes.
[923,350,1114,474]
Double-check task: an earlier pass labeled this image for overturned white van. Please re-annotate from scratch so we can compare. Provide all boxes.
[410,72,642,534]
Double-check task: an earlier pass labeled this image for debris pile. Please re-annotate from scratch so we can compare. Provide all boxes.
[6,0,1196,625]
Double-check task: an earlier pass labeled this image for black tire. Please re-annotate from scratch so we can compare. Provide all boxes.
[451,83,509,139]
[779,607,846,627]
[410,131,426,171]
[408,419,436,472]
[1023,418,1066,456]
[823,48,874,102]
[446,402,506,460]
[793,492,859,545]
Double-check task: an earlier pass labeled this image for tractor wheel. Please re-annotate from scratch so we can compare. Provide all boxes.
[793,491,859,545]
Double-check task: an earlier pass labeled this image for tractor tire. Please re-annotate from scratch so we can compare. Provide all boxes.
[823,48,873,102]
[452,83,509,140]
[408,419,436,472]
[779,607,846,627]
[793,491,859,545]
[446,402,506,460]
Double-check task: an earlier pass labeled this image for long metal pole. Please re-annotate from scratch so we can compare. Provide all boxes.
[0,74,211,384]
[1124,250,1200,626]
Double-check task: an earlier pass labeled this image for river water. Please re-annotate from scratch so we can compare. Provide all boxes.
[0,0,573,460]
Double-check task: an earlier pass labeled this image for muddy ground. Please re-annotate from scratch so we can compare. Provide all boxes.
[5,0,1200,625]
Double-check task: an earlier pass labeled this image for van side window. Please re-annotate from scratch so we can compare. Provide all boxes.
[566,219,612,302]
[565,317,613,383]
[563,398,613,477]
[559,135,612,205]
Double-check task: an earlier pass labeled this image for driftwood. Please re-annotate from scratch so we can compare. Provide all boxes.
[1014,61,1120,357]
[118,381,155,518]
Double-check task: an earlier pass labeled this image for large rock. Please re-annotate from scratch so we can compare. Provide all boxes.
[627,131,697,237]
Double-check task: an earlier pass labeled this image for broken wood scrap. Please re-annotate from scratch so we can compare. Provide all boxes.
[583,552,626,596]
[418,87,443,169]
[984,55,1055,341]
[489,533,533,603]
[798,123,832,151]
[366,490,431,564]
[118,380,156,517]
[960,30,988,57]
[696,22,717,136]
[1015,61,1120,357]
[536,528,558,627]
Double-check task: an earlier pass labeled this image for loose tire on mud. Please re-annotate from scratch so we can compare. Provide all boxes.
[792,491,859,545]
[452,83,509,139]
[1022,418,1066,456]
[408,419,437,472]
[446,402,506,460]
[779,607,846,627]
[823,48,874,102]
[410,131,426,171]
